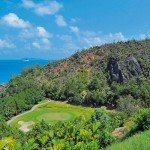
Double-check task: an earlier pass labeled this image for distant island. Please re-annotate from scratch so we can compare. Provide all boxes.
[21,58,50,62]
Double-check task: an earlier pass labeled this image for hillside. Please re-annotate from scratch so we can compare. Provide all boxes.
[107,130,150,150]
[19,39,149,89]
[3,39,149,107]
[0,39,150,150]
[44,39,149,82]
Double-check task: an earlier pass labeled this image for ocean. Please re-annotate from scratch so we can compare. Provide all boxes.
[0,59,49,83]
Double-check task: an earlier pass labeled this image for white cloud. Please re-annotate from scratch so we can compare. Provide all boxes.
[42,38,51,45]
[107,32,126,42]
[83,37,101,46]
[58,30,127,55]
[70,26,79,34]
[82,32,126,47]
[139,34,150,40]
[0,39,15,48]
[42,38,51,49]
[19,26,52,39]
[139,34,146,40]
[32,42,41,49]
[22,0,35,8]
[70,18,80,23]
[37,26,50,38]
[32,38,51,50]
[1,13,31,28]
[19,29,35,39]
[58,35,73,42]
[55,15,67,27]
[22,0,63,16]
[19,25,52,50]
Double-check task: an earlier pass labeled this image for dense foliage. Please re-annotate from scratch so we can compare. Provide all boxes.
[0,39,150,149]
[0,108,149,150]
[1,39,150,115]
[0,89,43,120]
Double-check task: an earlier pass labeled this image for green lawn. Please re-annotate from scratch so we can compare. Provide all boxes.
[107,130,150,150]
[9,100,94,129]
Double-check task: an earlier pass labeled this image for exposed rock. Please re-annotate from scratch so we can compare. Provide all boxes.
[107,55,142,83]
[107,56,125,83]
[0,84,7,87]
[0,84,8,91]
[126,55,141,80]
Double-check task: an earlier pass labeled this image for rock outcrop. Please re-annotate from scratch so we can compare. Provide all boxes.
[0,84,8,94]
[108,55,141,83]
[126,55,141,80]
[107,56,125,83]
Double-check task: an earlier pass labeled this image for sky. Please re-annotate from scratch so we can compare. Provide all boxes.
[0,0,150,60]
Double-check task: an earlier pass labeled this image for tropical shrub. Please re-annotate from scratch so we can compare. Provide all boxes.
[116,95,140,116]
[134,109,150,131]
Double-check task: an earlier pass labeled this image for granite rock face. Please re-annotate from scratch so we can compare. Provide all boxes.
[107,57,125,83]
[126,55,141,80]
[108,55,141,83]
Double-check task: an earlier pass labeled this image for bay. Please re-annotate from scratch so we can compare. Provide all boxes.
[0,59,49,83]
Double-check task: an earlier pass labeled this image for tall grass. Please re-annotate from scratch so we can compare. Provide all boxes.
[107,130,150,150]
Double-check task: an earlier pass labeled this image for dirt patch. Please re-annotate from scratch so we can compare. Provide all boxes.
[112,127,126,138]
[18,121,35,132]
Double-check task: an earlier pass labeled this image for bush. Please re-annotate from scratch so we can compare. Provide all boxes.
[108,112,127,130]
[0,88,44,119]
[91,109,111,130]
[88,77,102,91]
[134,109,150,131]
[99,130,115,148]
[116,95,140,116]
[87,90,106,106]
[68,93,84,105]
[126,109,150,137]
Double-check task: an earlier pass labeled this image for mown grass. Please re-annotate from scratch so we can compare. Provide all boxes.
[107,130,150,150]
[10,100,94,128]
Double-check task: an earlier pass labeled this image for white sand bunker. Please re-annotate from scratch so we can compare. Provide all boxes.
[18,121,35,132]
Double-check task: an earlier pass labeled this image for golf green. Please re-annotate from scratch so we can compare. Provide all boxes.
[9,100,94,131]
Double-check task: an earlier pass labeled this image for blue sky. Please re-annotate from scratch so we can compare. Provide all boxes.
[0,0,150,60]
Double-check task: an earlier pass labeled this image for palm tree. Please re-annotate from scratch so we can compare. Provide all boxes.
[0,137,15,150]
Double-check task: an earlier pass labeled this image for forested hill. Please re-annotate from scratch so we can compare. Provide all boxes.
[0,39,150,119]
[9,39,150,84]
[44,39,149,84]
[0,39,150,150]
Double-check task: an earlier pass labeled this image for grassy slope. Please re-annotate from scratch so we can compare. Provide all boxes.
[107,130,150,150]
[9,100,94,128]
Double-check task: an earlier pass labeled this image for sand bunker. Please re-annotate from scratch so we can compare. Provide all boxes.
[18,121,35,132]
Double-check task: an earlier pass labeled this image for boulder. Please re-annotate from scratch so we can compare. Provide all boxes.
[126,55,141,80]
[107,55,142,83]
[107,56,125,83]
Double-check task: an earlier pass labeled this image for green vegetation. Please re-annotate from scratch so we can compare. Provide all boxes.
[0,109,116,149]
[107,130,150,150]
[0,88,44,120]
[0,107,150,149]
[1,108,149,150]
[9,101,94,129]
[0,39,150,149]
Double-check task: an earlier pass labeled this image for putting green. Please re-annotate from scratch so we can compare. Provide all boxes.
[36,112,72,121]
[9,100,94,130]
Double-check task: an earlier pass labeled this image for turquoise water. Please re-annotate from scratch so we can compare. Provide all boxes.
[0,60,49,83]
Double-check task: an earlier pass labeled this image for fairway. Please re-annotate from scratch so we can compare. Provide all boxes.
[8,100,94,132]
